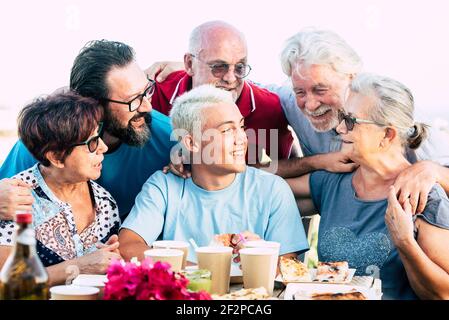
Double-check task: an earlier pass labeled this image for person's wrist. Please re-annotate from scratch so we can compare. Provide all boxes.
[310,153,326,171]
[395,235,417,252]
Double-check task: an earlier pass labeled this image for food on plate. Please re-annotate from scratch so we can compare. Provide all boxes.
[315,261,349,282]
[214,233,232,246]
[212,287,272,300]
[279,256,312,282]
[214,233,242,247]
[294,289,366,300]
[309,290,366,300]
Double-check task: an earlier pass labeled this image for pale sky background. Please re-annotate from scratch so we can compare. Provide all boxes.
[0,0,448,152]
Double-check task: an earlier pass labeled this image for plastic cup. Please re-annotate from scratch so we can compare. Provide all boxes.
[144,248,184,272]
[243,240,280,256]
[72,274,107,299]
[152,240,190,270]
[195,246,232,295]
[240,247,278,295]
[50,285,99,300]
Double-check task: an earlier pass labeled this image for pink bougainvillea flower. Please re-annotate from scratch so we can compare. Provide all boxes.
[103,258,211,300]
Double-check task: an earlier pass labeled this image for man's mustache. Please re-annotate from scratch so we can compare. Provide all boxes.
[304,105,333,117]
[130,112,148,122]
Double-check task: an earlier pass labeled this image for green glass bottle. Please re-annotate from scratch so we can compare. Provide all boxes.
[0,212,49,300]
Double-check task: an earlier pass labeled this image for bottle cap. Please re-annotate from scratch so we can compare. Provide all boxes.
[15,212,33,224]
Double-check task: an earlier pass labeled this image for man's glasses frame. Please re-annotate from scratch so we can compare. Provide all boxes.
[338,110,385,131]
[190,54,252,79]
[102,77,156,112]
[71,122,104,153]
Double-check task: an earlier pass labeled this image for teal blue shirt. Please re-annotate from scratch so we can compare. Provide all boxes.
[0,110,175,220]
[121,166,309,263]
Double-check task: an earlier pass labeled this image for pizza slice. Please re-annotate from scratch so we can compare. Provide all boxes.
[214,233,233,247]
[310,291,367,300]
[315,261,349,282]
[212,287,271,300]
[279,256,312,282]
[214,233,243,248]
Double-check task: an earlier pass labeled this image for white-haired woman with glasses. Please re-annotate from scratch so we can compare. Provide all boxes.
[287,73,449,300]
[0,92,122,286]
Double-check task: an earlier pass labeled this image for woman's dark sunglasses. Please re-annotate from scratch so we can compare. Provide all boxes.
[338,110,383,131]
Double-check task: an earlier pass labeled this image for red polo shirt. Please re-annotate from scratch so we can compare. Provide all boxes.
[151,71,293,160]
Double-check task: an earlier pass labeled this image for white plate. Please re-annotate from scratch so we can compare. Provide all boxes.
[284,282,381,300]
[50,285,100,295]
[185,264,243,277]
[72,274,108,287]
[275,268,356,284]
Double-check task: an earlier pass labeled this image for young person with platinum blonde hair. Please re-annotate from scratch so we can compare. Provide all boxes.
[287,73,449,300]
[118,85,309,264]
[170,83,235,136]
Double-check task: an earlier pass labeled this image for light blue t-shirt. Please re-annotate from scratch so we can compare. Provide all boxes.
[122,166,309,263]
[310,170,449,300]
[0,110,176,220]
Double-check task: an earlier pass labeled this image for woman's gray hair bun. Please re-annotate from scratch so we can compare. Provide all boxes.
[407,123,429,150]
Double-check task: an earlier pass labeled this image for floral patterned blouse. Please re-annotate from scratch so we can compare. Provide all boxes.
[0,164,120,267]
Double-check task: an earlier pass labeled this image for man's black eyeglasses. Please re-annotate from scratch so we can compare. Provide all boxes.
[71,122,103,153]
[102,78,156,112]
[191,54,252,79]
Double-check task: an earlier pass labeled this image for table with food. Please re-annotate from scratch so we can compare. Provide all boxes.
[1,230,382,300]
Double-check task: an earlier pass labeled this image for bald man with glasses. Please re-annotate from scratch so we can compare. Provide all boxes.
[149,20,294,165]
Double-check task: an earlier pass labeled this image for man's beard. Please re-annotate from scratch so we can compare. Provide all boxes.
[304,104,340,132]
[104,110,152,147]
